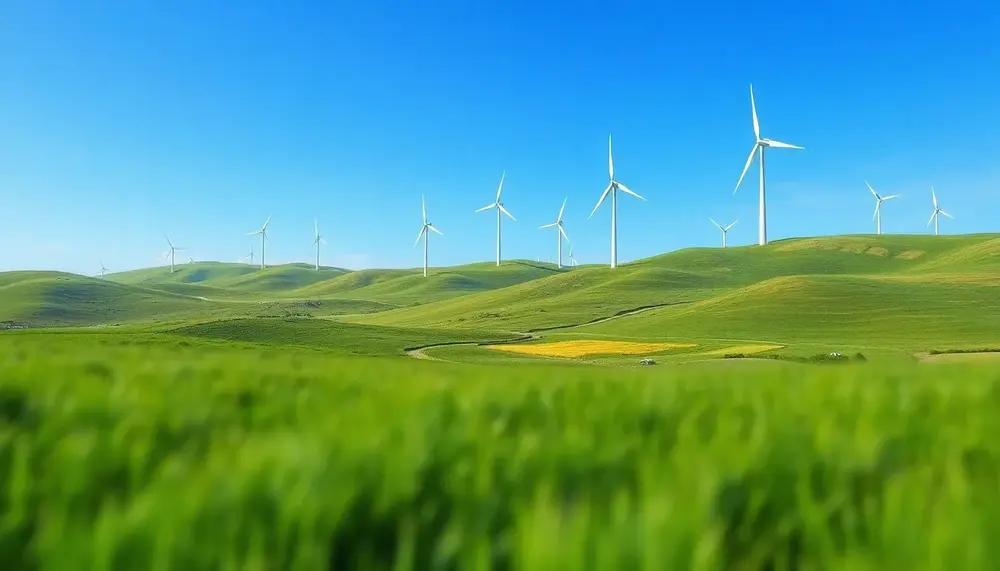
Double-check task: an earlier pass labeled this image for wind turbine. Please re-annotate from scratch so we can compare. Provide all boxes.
[164,235,185,273]
[187,256,195,264]
[866,181,900,235]
[539,197,570,268]
[734,84,805,246]
[475,172,516,266]
[312,218,327,270]
[567,246,578,267]
[589,134,645,268]
[414,195,443,277]
[927,187,954,236]
[243,246,255,266]
[99,261,109,279]
[247,214,271,269]
[710,218,738,248]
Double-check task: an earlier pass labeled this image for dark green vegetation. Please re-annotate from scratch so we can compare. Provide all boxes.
[3,334,1000,569]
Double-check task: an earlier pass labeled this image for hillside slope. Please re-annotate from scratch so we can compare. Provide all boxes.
[107,262,348,296]
[351,234,1000,332]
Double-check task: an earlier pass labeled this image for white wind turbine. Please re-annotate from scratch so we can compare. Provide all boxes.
[589,134,645,268]
[243,246,255,266]
[927,187,954,236]
[734,84,805,246]
[865,181,900,235]
[539,197,570,268]
[475,172,516,266]
[312,218,327,270]
[247,214,272,269]
[710,218,738,248]
[99,261,109,279]
[567,245,578,267]
[414,195,443,277]
[164,235,185,273]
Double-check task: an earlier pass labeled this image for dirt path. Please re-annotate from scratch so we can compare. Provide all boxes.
[403,303,676,363]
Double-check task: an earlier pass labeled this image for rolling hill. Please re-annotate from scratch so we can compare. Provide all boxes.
[107,262,349,297]
[350,234,1000,338]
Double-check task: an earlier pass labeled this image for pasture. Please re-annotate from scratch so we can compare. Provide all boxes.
[3,234,1000,567]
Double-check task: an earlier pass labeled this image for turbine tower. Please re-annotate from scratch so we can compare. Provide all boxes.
[734,84,805,246]
[414,194,443,277]
[710,218,738,248]
[164,235,185,273]
[247,214,271,269]
[312,218,327,270]
[866,181,900,235]
[475,172,516,266]
[539,197,570,268]
[927,187,954,236]
[589,134,645,268]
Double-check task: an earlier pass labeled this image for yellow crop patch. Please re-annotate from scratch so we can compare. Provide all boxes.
[488,340,696,358]
[700,344,784,356]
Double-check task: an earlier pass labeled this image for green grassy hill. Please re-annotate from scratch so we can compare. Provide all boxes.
[351,234,1000,337]
[296,260,564,304]
[0,271,224,327]
[107,262,349,296]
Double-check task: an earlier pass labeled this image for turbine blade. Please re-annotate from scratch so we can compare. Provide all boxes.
[557,196,567,221]
[766,139,804,150]
[539,222,558,229]
[422,194,427,223]
[616,182,645,201]
[865,181,879,199]
[498,204,516,221]
[475,203,496,213]
[882,194,900,201]
[495,171,506,202]
[927,210,937,226]
[314,218,318,237]
[734,144,758,194]
[262,213,272,231]
[931,187,938,208]
[940,210,954,220]
[709,217,722,230]
[414,226,426,246]
[872,201,880,221]
[750,84,760,140]
[558,225,569,241]
[589,183,613,219]
[428,224,444,236]
[725,220,739,231]
[608,134,614,181]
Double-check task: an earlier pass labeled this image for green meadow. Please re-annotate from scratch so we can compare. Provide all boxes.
[3,233,1000,568]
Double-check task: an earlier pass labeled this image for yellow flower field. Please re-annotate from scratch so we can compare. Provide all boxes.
[699,344,784,356]
[487,339,696,358]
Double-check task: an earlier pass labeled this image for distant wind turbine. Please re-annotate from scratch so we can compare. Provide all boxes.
[866,181,900,235]
[567,246,578,267]
[187,256,195,264]
[164,235,185,273]
[475,172,516,266]
[539,197,570,268]
[312,218,327,270]
[589,134,645,268]
[414,195,443,277]
[247,214,272,269]
[734,84,805,246]
[927,187,954,236]
[99,261,109,279]
[243,246,255,266]
[710,218,738,248]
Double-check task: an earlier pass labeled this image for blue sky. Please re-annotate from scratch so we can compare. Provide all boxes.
[1,0,998,274]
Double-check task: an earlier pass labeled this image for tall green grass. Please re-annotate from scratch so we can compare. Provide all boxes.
[2,333,1000,569]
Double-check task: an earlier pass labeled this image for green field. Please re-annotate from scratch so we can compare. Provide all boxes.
[3,234,1000,567]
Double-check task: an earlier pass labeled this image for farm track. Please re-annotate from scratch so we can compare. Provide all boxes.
[402,303,678,362]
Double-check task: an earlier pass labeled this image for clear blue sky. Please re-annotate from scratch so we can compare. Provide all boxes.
[2,0,998,274]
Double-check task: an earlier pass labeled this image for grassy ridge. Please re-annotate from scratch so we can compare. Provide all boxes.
[353,234,1000,333]
[2,333,1000,568]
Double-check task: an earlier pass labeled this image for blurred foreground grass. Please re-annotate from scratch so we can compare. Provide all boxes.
[2,332,1000,570]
